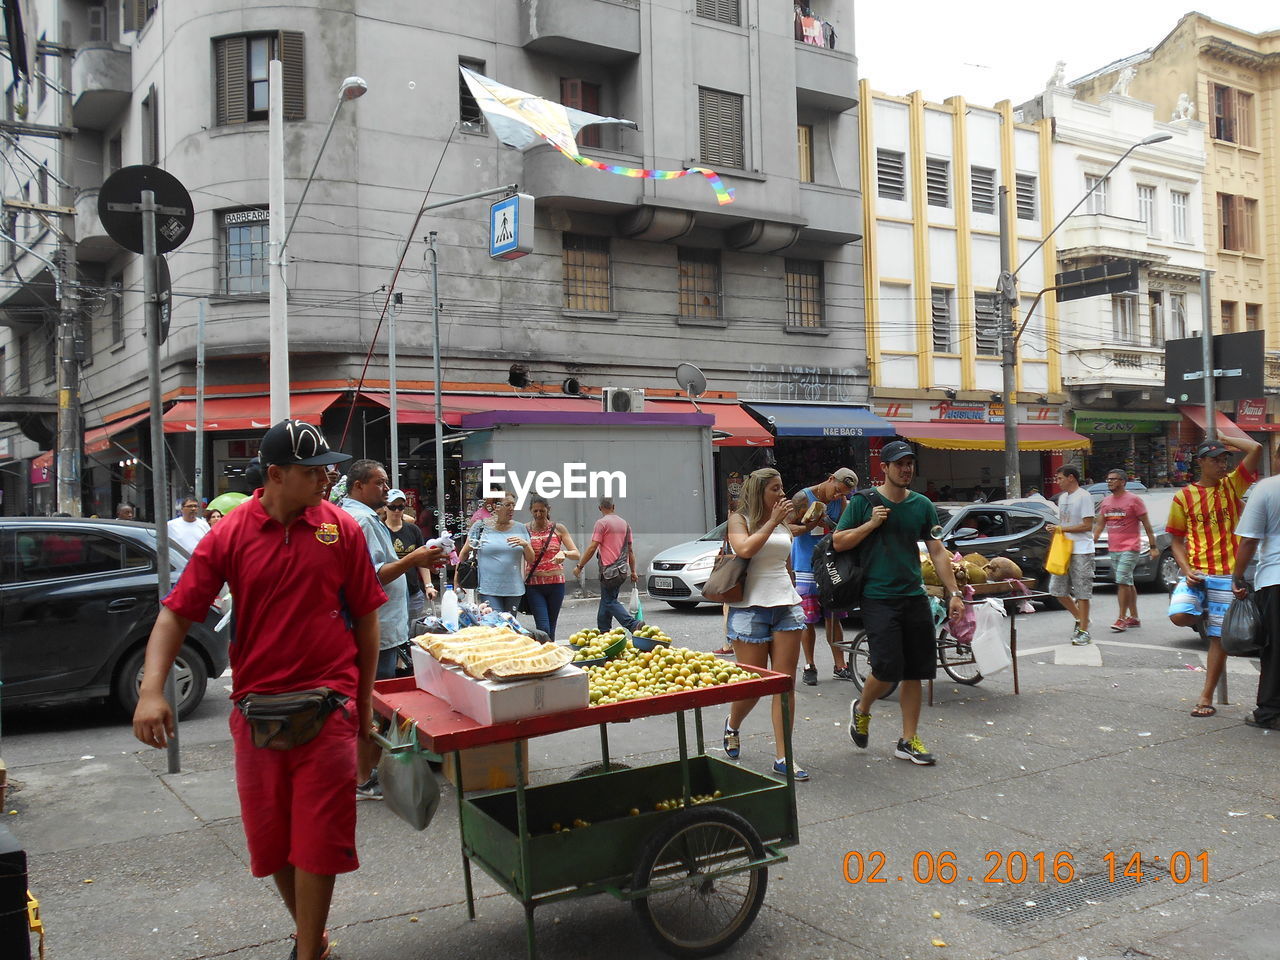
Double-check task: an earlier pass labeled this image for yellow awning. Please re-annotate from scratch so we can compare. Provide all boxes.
[893,423,1092,452]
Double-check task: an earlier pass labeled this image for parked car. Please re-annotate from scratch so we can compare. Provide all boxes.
[938,502,1058,590]
[1092,488,1179,591]
[0,517,229,719]
[646,522,727,609]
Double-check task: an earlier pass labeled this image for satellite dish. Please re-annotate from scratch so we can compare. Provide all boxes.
[675,362,707,399]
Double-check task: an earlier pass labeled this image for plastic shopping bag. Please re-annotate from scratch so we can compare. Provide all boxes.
[1221,590,1263,656]
[947,585,977,643]
[377,714,442,832]
[1045,529,1071,577]
[970,598,1011,676]
[627,586,641,616]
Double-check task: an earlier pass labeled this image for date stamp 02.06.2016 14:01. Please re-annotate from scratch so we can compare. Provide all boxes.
[842,850,1211,886]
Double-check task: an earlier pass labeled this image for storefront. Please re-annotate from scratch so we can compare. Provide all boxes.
[741,402,895,497]
[1071,411,1181,487]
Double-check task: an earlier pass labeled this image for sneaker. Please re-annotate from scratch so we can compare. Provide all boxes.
[849,701,871,749]
[356,772,383,800]
[1071,629,1092,646]
[801,664,818,686]
[1069,623,1082,642]
[722,719,740,760]
[1124,617,1141,628]
[833,665,857,682]
[1110,619,1127,633]
[772,758,810,781]
[894,736,936,765]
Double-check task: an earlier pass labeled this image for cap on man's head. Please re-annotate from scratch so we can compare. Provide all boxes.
[1195,440,1232,460]
[880,440,915,464]
[259,419,352,467]
[831,467,859,488]
[386,488,407,504]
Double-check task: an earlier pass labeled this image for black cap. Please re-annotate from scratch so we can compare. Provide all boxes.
[259,419,351,467]
[881,440,915,463]
[1195,440,1232,460]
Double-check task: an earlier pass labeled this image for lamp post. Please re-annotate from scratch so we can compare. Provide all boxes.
[268,69,368,423]
[997,131,1173,498]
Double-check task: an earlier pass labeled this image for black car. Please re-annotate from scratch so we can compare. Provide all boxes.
[0,517,228,719]
[938,502,1057,590]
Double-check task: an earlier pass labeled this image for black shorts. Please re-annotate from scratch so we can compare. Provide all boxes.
[861,595,937,683]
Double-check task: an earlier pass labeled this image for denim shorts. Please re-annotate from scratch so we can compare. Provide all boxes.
[726,604,805,643]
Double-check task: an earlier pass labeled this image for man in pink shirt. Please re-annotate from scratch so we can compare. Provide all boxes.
[574,497,644,633]
[1092,469,1160,633]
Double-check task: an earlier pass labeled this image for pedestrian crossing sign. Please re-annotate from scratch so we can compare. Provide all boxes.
[489,193,533,260]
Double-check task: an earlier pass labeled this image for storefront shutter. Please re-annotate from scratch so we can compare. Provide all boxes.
[279,31,306,121]
[214,36,247,126]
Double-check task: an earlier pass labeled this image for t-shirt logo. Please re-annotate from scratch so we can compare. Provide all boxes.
[315,522,339,545]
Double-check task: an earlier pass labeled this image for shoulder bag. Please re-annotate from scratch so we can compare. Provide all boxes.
[517,525,556,614]
[702,528,750,604]
[600,524,632,588]
[456,524,483,589]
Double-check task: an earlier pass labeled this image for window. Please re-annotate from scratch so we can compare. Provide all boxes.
[123,0,157,32]
[1212,84,1254,145]
[974,291,1001,355]
[1084,174,1108,215]
[1221,301,1236,333]
[220,208,269,295]
[1137,184,1156,236]
[1169,292,1187,340]
[19,531,125,582]
[925,158,949,208]
[695,0,740,26]
[1219,193,1258,252]
[140,85,158,164]
[214,32,305,126]
[1246,303,1261,332]
[1149,291,1164,347]
[797,125,814,183]
[785,260,823,328]
[560,79,601,148]
[876,149,905,201]
[0,347,4,395]
[458,58,485,130]
[87,5,107,42]
[109,274,124,344]
[1112,295,1137,343]
[2,211,14,265]
[698,88,743,168]
[562,234,611,312]
[677,248,721,322]
[1171,190,1189,241]
[930,287,956,352]
[37,164,48,205]
[970,166,996,214]
[1015,174,1037,220]
[36,34,46,108]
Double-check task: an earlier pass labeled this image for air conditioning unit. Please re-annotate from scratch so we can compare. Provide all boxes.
[602,387,645,413]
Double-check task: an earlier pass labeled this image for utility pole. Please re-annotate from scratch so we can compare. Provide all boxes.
[267,59,289,423]
[194,299,206,505]
[997,185,1020,499]
[54,43,81,516]
[1200,270,1216,443]
[389,291,401,489]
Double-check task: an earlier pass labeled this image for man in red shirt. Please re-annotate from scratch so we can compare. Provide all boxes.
[1092,469,1160,633]
[574,496,644,633]
[132,420,390,960]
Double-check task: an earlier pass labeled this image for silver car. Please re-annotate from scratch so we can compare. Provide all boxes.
[1091,488,1179,591]
[646,522,727,609]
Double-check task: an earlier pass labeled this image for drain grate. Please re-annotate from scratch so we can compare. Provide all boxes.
[971,873,1144,926]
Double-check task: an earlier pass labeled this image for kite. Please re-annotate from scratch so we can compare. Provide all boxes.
[460,66,734,205]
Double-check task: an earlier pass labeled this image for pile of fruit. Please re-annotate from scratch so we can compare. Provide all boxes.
[587,645,755,705]
[654,790,723,811]
[566,627,627,661]
[542,790,728,833]
[633,623,673,644]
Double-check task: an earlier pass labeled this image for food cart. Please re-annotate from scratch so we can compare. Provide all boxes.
[373,665,799,959]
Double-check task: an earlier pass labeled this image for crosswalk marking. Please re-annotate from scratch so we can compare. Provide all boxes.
[1014,637,1260,673]
[1055,643,1103,666]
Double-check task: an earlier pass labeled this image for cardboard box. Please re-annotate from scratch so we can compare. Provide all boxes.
[411,644,589,725]
[443,741,529,791]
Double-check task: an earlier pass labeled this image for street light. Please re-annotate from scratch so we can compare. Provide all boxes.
[997,131,1174,498]
[269,70,369,423]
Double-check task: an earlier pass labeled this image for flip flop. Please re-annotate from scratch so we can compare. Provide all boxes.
[288,930,331,960]
[1190,703,1216,718]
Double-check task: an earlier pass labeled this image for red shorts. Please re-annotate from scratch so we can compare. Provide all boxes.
[230,705,360,877]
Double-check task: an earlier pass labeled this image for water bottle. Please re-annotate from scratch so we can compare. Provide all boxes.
[440,584,460,632]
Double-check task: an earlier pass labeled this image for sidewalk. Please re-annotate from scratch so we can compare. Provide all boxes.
[8,620,1280,960]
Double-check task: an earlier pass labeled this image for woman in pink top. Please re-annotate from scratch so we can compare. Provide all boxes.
[524,497,580,641]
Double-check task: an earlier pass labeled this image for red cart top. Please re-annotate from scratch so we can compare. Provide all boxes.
[373,665,792,753]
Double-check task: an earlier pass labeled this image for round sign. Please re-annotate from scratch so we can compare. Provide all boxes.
[98,165,195,255]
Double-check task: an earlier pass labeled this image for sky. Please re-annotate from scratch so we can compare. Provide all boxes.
[854,1,1277,107]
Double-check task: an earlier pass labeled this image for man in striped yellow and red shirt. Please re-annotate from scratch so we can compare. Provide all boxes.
[1167,436,1262,717]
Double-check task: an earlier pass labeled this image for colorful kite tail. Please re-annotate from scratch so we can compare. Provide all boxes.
[573,154,735,205]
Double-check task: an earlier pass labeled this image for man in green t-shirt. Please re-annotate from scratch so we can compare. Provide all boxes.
[834,441,964,765]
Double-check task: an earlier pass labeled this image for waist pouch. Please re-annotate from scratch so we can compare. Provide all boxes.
[236,688,350,751]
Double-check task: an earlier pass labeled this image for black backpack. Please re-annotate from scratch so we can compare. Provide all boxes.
[812,490,880,610]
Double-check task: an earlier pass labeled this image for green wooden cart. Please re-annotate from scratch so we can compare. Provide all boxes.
[373,665,799,959]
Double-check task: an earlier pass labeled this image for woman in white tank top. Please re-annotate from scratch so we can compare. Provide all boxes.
[722,468,809,781]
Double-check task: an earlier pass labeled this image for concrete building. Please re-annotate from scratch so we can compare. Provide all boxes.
[858,81,1083,496]
[1018,83,1208,485]
[1068,12,1280,461]
[0,1,864,559]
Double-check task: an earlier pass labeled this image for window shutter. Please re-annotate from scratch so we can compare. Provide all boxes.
[124,0,147,33]
[876,149,906,201]
[925,157,949,207]
[215,36,247,126]
[279,32,306,120]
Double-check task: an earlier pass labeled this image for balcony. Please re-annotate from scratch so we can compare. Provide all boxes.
[71,43,131,131]
[518,0,640,63]
[795,43,857,112]
[799,182,860,244]
[1064,343,1166,396]
[75,188,122,262]
[522,144,644,214]
[1057,213,1168,264]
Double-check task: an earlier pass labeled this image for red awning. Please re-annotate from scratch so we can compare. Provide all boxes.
[163,393,342,433]
[85,411,149,455]
[893,422,1091,452]
[33,449,52,470]
[1178,405,1253,441]
[645,400,774,446]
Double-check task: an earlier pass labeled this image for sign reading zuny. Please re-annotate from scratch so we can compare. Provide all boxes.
[483,462,627,509]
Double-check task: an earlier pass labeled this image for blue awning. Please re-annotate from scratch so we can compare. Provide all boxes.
[743,403,896,438]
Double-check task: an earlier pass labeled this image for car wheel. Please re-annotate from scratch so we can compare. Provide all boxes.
[1157,551,1181,593]
[665,600,700,610]
[115,643,210,720]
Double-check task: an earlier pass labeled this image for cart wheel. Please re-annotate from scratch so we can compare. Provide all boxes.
[570,761,631,778]
[631,806,767,959]
[848,631,897,699]
[939,629,983,685]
